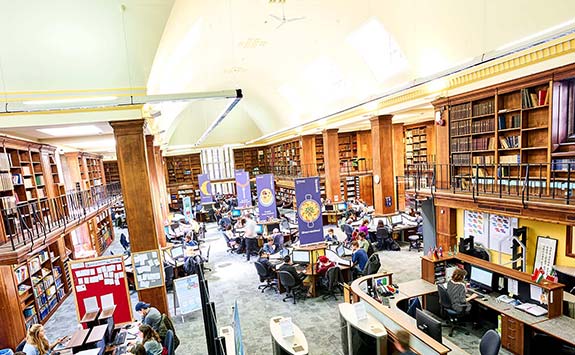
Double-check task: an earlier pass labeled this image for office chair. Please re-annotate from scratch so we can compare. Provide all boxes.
[15,340,26,352]
[479,329,501,355]
[163,329,175,355]
[163,264,174,291]
[277,271,306,304]
[437,284,469,336]
[408,234,423,251]
[254,262,278,293]
[222,232,238,253]
[322,266,343,300]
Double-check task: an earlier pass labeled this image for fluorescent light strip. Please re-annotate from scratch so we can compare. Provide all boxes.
[194,91,243,146]
[22,96,118,105]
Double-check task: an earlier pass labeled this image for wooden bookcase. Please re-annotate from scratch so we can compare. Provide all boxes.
[85,155,105,187]
[270,139,301,176]
[64,152,106,190]
[405,125,431,165]
[315,135,325,175]
[448,80,552,191]
[103,160,120,184]
[340,176,360,201]
[164,153,202,187]
[88,210,115,255]
[233,148,259,174]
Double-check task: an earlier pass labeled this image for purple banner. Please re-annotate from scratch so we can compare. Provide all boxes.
[198,174,213,203]
[256,174,276,220]
[295,177,324,245]
[235,171,252,208]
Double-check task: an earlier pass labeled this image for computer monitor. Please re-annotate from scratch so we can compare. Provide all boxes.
[325,204,334,212]
[171,245,185,260]
[416,309,442,343]
[390,214,402,225]
[336,244,345,257]
[470,266,493,292]
[255,224,264,235]
[337,202,348,211]
[231,209,241,217]
[291,250,311,264]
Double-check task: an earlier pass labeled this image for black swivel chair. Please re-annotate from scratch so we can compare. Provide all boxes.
[479,329,501,355]
[277,271,306,304]
[322,266,343,300]
[222,232,238,253]
[437,284,469,336]
[254,262,278,293]
[163,329,175,355]
[15,340,26,352]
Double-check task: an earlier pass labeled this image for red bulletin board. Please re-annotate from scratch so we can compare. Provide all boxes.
[69,255,133,326]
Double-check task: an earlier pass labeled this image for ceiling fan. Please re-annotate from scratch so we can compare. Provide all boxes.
[269,6,305,29]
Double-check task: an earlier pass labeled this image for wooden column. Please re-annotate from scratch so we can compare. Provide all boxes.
[434,103,450,189]
[370,115,395,215]
[435,206,457,250]
[392,124,406,211]
[110,120,168,315]
[0,266,27,349]
[322,129,341,202]
[146,135,167,247]
[300,135,318,177]
[356,131,373,206]
[154,146,170,224]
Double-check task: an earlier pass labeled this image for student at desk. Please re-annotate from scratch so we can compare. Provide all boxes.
[184,233,198,248]
[351,241,368,279]
[136,325,163,355]
[324,228,336,243]
[257,249,275,276]
[447,268,478,313]
[278,255,307,286]
[262,237,276,255]
[135,302,162,332]
[22,324,67,355]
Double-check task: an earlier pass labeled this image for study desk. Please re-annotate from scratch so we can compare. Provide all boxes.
[64,328,90,352]
[274,263,351,298]
[322,211,343,225]
[269,316,309,355]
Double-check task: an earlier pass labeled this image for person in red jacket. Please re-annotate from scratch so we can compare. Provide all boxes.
[316,255,335,276]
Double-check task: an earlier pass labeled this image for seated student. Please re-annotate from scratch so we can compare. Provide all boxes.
[184,233,198,248]
[22,324,67,355]
[358,219,369,235]
[271,228,284,252]
[257,249,275,276]
[278,255,307,286]
[262,237,276,255]
[127,344,146,355]
[447,268,478,313]
[219,212,232,231]
[316,255,335,277]
[393,330,418,355]
[324,228,336,243]
[357,232,370,253]
[137,325,163,355]
[351,240,368,278]
[415,211,423,235]
[375,220,386,250]
[135,302,162,332]
[120,232,130,251]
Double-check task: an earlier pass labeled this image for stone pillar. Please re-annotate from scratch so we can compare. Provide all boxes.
[110,120,168,315]
[370,115,395,215]
[146,135,167,247]
[322,129,341,202]
[300,135,318,177]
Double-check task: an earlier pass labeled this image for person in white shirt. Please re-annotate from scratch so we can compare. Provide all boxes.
[244,215,258,261]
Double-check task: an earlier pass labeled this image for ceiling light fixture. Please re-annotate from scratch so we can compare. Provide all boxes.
[37,125,103,137]
[23,96,119,105]
[194,90,243,147]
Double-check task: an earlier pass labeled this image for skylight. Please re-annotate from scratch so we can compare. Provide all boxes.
[37,125,103,137]
[346,18,407,82]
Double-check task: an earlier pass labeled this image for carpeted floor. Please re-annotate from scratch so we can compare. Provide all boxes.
[44,222,510,355]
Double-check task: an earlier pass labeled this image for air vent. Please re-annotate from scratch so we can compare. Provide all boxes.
[238,38,267,49]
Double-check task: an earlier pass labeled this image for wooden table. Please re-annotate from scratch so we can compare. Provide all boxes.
[64,328,90,351]
[86,324,107,344]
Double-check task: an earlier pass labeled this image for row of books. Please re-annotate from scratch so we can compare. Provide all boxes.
[500,136,520,149]
[472,137,496,151]
[522,88,548,108]
[0,153,10,171]
[498,114,521,130]
[472,156,495,165]
[472,119,495,133]
[472,100,495,117]
[451,102,472,121]
[451,137,471,152]
[552,159,575,172]
[451,120,471,136]
[0,196,16,210]
[500,154,521,164]
[452,153,471,166]
[406,135,426,143]
[0,172,14,191]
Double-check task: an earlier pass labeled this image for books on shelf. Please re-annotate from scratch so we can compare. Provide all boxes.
[522,88,549,108]
[498,114,520,130]
[450,102,472,120]
[472,137,495,151]
[500,155,521,164]
[452,153,471,166]
[472,100,494,116]
[472,155,495,165]
[552,159,575,171]
[451,137,470,152]
[472,119,494,133]
[0,196,16,209]
[22,166,32,175]
[0,172,13,191]
[451,120,471,136]
[0,153,9,171]
[499,136,520,149]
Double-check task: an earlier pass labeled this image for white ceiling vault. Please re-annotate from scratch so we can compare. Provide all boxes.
[0,0,574,155]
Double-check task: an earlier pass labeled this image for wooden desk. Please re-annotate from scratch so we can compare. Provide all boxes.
[322,212,342,225]
[99,306,116,321]
[530,315,575,346]
[64,328,90,350]
[86,324,107,344]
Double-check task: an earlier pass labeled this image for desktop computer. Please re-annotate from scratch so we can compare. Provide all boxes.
[171,245,185,260]
[325,204,334,212]
[291,250,310,264]
[470,266,493,293]
[337,202,347,211]
[390,214,402,225]
[416,309,442,343]
[255,224,264,235]
[231,209,241,218]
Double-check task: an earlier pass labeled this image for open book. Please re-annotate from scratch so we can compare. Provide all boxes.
[515,303,547,316]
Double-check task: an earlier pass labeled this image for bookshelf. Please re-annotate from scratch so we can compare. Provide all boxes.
[448,80,552,190]
[315,135,325,175]
[404,125,431,165]
[103,160,120,184]
[340,176,360,201]
[12,237,71,331]
[270,139,301,176]
[164,153,202,187]
[64,152,105,190]
[233,148,259,174]
[88,210,115,255]
[85,155,105,187]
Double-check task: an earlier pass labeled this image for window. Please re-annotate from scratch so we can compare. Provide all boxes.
[552,78,575,145]
[200,147,235,194]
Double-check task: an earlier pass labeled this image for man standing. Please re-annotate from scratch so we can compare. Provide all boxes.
[244,214,258,261]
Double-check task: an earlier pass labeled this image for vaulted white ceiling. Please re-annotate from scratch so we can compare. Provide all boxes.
[0,0,574,155]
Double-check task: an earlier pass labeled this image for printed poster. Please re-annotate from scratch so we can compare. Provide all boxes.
[489,214,518,255]
[198,173,213,203]
[256,174,276,220]
[464,210,489,247]
[182,196,193,223]
[295,177,324,245]
[235,171,252,208]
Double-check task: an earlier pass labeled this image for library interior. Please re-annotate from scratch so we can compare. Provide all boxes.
[2,1,575,355]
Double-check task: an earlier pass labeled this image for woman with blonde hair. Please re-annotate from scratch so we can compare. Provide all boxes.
[22,324,66,355]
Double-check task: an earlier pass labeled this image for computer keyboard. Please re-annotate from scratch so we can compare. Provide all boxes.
[115,344,127,354]
[467,288,486,298]
[114,331,127,346]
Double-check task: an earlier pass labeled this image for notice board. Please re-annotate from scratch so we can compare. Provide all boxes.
[173,274,201,316]
[69,255,132,325]
[131,250,164,290]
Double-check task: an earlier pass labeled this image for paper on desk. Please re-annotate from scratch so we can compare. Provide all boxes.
[508,278,519,296]
[353,302,368,321]
[84,296,98,312]
[530,284,543,303]
[279,317,294,338]
[101,293,114,309]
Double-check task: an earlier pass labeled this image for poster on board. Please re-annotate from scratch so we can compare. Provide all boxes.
[488,214,518,254]
[173,275,201,316]
[131,250,164,290]
[295,177,324,245]
[533,236,558,276]
[256,174,276,220]
[464,210,489,247]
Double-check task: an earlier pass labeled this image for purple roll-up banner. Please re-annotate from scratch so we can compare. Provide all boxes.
[256,174,276,220]
[235,171,252,208]
[295,177,324,245]
[197,174,213,203]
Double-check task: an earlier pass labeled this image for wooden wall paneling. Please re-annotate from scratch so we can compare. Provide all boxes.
[323,129,342,202]
[370,115,395,215]
[425,122,436,163]
[434,105,450,189]
[358,176,374,206]
[110,120,168,315]
[154,146,170,224]
[392,124,406,211]
[300,135,318,177]
[0,265,27,349]
[356,130,372,159]
[146,136,167,248]
[434,206,457,250]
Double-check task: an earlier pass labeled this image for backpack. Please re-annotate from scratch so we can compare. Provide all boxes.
[158,314,180,349]
[390,240,401,251]
[364,254,381,275]
[366,243,375,257]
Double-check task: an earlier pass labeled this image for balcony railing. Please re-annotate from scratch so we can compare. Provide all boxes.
[400,162,575,206]
[248,159,374,179]
[1,182,122,251]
